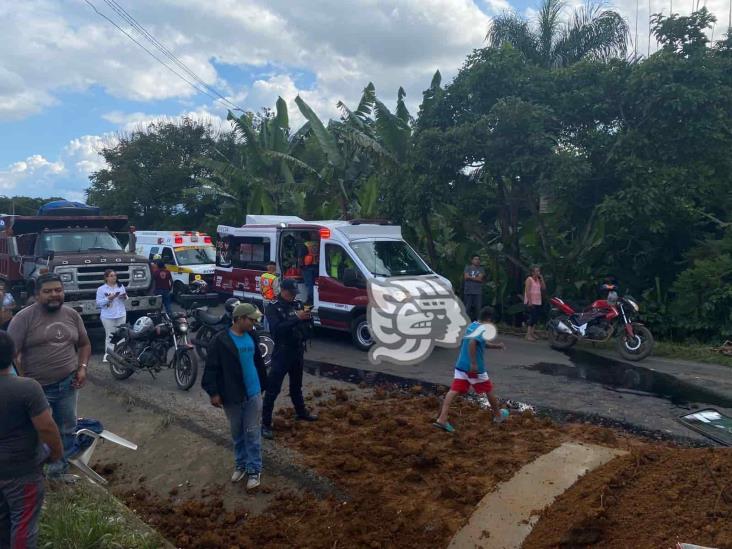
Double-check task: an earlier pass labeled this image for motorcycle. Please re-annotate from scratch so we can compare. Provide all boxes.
[107,311,199,390]
[189,297,275,368]
[547,294,654,361]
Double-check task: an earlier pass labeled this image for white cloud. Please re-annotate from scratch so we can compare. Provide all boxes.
[0,0,491,123]
[0,155,66,193]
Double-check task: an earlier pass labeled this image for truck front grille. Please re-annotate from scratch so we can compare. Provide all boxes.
[75,265,132,291]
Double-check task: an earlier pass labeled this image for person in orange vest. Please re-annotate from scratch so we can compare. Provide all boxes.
[260,262,279,330]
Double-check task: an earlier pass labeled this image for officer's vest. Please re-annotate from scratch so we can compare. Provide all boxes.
[260,272,277,300]
[303,241,320,266]
[329,253,342,278]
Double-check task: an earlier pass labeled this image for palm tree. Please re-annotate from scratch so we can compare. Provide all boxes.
[487,0,629,67]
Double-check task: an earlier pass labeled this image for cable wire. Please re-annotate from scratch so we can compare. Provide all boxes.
[83,0,243,112]
[102,0,241,111]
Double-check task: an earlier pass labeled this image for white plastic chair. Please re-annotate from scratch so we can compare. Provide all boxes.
[68,428,138,485]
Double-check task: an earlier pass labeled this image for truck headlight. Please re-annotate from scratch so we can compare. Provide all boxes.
[132,269,146,280]
[59,273,73,283]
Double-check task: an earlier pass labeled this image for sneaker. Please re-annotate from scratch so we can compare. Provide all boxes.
[296,413,318,422]
[246,473,261,491]
[231,468,246,483]
[103,354,109,363]
[261,426,274,440]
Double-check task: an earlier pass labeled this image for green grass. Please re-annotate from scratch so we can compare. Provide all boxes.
[651,340,732,367]
[40,482,166,549]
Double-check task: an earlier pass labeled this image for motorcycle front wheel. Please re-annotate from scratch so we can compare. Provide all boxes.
[174,349,198,391]
[616,324,654,361]
[109,341,134,380]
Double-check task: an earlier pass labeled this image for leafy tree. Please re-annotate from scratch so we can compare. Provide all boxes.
[487,0,629,67]
[0,196,65,216]
[87,118,233,229]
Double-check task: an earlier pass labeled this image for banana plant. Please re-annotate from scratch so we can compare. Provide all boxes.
[295,93,396,219]
[195,97,317,218]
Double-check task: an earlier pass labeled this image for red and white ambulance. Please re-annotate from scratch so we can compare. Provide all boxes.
[213,215,450,350]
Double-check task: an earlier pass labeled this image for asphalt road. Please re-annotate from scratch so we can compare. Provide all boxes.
[86,308,732,444]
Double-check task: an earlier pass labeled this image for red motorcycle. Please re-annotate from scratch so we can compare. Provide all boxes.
[547,294,654,361]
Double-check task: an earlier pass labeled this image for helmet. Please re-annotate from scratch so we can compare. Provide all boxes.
[152,254,162,261]
[189,279,208,294]
[224,298,241,314]
[132,316,154,335]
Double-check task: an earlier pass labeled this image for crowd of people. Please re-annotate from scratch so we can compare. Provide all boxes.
[2,273,91,548]
[1,257,514,548]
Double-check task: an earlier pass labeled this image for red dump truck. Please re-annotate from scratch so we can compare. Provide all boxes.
[0,201,160,323]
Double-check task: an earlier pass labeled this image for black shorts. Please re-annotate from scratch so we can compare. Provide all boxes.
[527,305,542,326]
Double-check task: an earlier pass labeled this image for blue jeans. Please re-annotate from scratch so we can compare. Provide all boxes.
[42,373,78,476]
[302,266,317,303]
[159,289,173,315]
[223,395,263,474]
[0,471,45,549]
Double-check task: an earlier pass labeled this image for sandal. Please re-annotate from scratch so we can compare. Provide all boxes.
[433,421,455,433]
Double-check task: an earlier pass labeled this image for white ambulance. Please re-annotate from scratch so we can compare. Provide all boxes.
[134,231,216,298]
[213,215,451,350]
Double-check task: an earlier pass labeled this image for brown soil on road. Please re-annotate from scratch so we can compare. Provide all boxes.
[85,378,731,549]
[100,386,653,549]
[523,446,732,549]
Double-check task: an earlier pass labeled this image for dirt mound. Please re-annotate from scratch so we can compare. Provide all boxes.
[523,447,732,549]
[111,391,646,548]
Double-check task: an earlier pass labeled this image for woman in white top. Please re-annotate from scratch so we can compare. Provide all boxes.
[96,269,128,362]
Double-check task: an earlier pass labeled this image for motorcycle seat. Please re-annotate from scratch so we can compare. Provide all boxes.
[196,310,225,326]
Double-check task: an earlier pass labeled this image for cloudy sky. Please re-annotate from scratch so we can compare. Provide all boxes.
[0,0,729,203]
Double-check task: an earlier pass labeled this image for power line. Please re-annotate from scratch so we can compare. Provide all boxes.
[83,0,243,112]
[101,0,242,111]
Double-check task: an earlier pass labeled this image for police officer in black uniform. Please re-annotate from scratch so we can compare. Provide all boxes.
[261,278,317,439]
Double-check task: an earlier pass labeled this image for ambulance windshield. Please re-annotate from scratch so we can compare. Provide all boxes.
[350,240,431,277]
[38,230,123,254]
[175,247,216,266]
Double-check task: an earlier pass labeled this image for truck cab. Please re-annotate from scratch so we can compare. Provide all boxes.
[213,215,449,350]
[0,201,160,323]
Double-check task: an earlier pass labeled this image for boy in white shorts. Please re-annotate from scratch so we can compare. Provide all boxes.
[434,306,506,433]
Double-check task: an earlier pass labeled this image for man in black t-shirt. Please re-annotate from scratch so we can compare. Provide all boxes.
[0,331,63,549]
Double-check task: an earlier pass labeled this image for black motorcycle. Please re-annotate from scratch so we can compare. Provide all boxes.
[190,298,275,368]
[107,312,198,390]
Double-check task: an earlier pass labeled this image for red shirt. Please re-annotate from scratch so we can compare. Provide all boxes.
[153,269,172,290]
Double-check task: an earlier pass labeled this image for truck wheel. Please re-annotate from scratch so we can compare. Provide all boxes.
[351,315,373,352]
